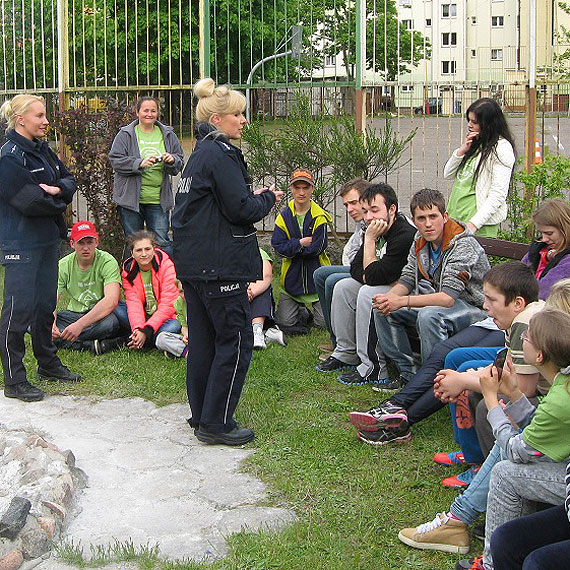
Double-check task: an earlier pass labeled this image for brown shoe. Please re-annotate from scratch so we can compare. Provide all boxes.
[398,513,470,554]
[318,342,334,352]
[318,351,332,362]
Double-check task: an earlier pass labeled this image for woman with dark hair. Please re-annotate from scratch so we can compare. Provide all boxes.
[444,97,516,237]
[120,230,180,350]
[109,96,184,255]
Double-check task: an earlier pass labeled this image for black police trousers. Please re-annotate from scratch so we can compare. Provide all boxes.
[182,279,253,433]
[0,245,61,386]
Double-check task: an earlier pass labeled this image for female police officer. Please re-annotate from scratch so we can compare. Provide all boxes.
[173,78,282,445]
[0,94,80,402]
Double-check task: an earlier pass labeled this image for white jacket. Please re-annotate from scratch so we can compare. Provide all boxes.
[444,137,515,230]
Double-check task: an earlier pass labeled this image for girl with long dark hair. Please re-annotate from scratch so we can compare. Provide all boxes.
[444,97,516,237]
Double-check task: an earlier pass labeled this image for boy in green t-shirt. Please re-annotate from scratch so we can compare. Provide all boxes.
[53,221,123,355]
[155,280,189,358]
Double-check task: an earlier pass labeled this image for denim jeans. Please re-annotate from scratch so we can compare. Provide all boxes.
[55,310,120,346]
[483,459,568,569]
[374,299,486,382]
[490,504,570,570]
[313,265,350,343]
[450,441,501,524]
[113,301,180,347]
[390,325,505,425]
[446,347,502,464]
[118,204,172,256]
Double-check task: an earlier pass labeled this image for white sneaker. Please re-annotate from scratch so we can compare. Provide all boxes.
[265,326,287,346]
[253,325,267,349]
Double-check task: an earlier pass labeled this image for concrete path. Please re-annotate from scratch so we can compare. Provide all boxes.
[0,394,296,565]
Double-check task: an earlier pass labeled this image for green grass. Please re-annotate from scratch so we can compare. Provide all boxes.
[2,326,483,570]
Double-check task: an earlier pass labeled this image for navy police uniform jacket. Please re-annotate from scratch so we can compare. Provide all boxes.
[172,122,275,282]
[0,130,76,252]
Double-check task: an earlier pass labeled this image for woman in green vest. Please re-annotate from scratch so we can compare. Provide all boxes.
[444,98,515,237]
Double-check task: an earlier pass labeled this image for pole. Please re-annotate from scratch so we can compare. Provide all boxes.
[199,0,211,78]
[355,0,366,133]
[56,0,69,160]
[524,0,537,179]
[246,51,292,122]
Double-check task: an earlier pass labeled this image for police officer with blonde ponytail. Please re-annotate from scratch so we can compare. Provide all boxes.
[173,78,282,445]
[0,94,81,402]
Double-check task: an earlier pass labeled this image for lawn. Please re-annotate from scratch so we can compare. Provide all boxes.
[1,325,482,570]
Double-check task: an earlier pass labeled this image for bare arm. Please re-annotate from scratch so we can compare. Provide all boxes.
[59,283,120,342]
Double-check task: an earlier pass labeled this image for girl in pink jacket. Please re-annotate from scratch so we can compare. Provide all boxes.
[121,230,181,349]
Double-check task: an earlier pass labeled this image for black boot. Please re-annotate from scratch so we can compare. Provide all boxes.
[4,380,45,401]
[95,336,129,355]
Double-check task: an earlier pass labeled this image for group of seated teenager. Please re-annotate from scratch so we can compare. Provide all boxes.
[301,178,570,570]
[55,219,287,358]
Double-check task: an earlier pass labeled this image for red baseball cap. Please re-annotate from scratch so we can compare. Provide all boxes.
[290,168,315,186]
[71,220,98,241]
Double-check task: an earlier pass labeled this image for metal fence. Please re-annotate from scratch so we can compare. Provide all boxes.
[1,0,569,228]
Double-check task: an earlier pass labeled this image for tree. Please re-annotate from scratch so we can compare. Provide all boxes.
[315,0,429,82]
[242,93,415,217]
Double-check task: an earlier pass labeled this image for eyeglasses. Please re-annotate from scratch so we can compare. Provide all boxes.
[520,330,533,345]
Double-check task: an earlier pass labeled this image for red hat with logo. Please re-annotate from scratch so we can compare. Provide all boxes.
[290,168,315,186]
[71,220,98,241]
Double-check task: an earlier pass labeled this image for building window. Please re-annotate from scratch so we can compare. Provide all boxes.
[402,19,413,30]
[401,85,414,92]
[492,16,504,27]
[471,16,477,24]
[399,0,412,6]
[442,32,457,46]
[491,49,503,60]
[324,55,335,66]
[471,49,476,58]
[426,18,432,26]
[442,60,456,74]
[442,3,457,18]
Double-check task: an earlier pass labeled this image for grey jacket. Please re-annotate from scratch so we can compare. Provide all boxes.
[109,120,184,213]
[398,218,490,308]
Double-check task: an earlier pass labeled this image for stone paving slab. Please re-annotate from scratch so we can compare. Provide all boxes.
[0,394,296,564]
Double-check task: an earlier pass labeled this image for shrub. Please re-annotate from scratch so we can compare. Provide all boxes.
[502,154,570,242]
[54,99,132,259]
[242,93,415,217]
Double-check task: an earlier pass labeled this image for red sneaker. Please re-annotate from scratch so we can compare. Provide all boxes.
[434,450,465,466]
[442,465,481,489]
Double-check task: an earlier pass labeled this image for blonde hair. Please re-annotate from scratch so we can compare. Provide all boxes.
[532,198,570,252]
[545,278,570,314]
[0,94,45,132]
[193,78,246,123]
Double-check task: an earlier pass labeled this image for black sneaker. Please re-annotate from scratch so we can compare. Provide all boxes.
[316,356,355,373]
[195,426,255,446]
[349,401,409,431]
[96,336,129,355]
[37,364,82,383]
[338,370,376,386]
[4,380,45,402]
[372,377,407,392]
[356,425,412,446]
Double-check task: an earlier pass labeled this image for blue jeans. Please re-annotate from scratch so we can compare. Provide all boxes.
[113,301,180,347]
[491,505,570,570]
[374,299,486,382]
[55,310,120,345]
[446,347,502,464]
[390,325,505,425]
[313,265,351,343]
[450,441,501,524]
[118,204,172,256]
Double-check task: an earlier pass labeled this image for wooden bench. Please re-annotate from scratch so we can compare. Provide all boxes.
[475,237,530,261]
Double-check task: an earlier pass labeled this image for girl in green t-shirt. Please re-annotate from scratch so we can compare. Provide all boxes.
[444,98,515,237]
